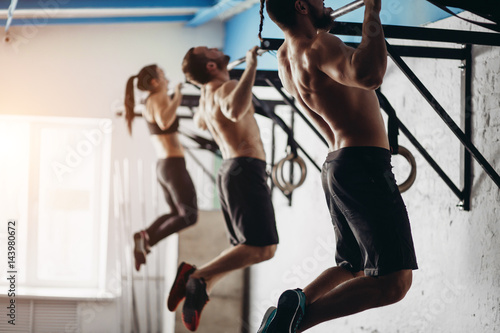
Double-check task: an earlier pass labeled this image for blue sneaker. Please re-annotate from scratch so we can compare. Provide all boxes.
[259,289,306,333]
[257,306,277,333]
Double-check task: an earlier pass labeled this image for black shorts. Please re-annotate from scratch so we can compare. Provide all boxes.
[322,146,418,276]
[217,157,279,247]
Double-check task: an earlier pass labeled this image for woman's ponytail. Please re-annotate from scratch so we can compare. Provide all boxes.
[124,75,137,135]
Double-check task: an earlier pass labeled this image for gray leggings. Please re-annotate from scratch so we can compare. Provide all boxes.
[146,157,198,246]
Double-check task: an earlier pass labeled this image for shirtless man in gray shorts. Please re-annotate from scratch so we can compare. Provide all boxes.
[257,0,417,332]
[167,46,279,331]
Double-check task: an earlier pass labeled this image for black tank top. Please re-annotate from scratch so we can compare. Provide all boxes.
[146,117,179,135]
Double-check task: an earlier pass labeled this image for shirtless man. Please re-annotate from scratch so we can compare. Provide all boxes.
[257,0,418,332]
[166,46,279,331]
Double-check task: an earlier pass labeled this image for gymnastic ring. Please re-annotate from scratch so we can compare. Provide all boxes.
[396,145,417,193]
[271,153,307,195]
[272,158,292,194]
[272,154,306,195]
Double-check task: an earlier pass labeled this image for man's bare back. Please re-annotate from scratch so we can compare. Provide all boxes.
[277,8,389,152]
[198,80,266,160]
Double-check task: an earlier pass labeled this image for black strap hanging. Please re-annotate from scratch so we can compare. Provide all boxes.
[376,89,399,155]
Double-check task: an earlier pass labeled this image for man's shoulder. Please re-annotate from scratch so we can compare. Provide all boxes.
[277,40,288,54]
[307,32,347,66]
[214,79,238,97]
[311,32,343,52]
[276,44,288,66]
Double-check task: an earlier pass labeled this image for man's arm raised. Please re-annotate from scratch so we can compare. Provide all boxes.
[217,46,259,122]
[194,86,208,130]
[317,0,386,90]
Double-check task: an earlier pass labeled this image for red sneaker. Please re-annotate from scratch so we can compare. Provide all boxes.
[167,262,196,311]
[182,277,209,331]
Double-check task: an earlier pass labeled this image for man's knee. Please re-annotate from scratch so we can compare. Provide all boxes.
[253,244,277,263]
[381,269,413,304]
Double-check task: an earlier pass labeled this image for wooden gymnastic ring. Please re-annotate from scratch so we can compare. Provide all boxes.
[396,145,417,193]
[271,153,307,195]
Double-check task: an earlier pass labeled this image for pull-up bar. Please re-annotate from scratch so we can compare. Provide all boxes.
[226,0,366,70]
[227,48,268,71]
[330,0,364,20]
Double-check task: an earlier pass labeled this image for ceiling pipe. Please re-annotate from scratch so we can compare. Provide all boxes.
[186,0,258,27]
[4,0,18,33]
[0,7,200,20]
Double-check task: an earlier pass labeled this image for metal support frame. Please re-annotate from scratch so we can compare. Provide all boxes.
[461,44,472,211]
[255,22,500,210]
[376,91,463,198]
[288,108,295,205]
[385,42,500,193]
[230,68,329,151]
[265,78,329,147]
[270,121,276,198]
[251,94,321,173]
[179,93,316,207]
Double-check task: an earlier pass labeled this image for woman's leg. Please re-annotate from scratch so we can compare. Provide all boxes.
[146,158,198,246]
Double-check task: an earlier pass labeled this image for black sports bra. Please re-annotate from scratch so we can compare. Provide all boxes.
[146,117,179,135]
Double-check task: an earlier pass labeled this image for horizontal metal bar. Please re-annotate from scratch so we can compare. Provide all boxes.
[260,38,285,51]
[227,48,268,71]
[344,43,467,59]
[181,94,203,108]
[230,69,283,87]
[261,21,500,48]
[333,22,500,46]
[330,0,364,19]
[263,38,468,59]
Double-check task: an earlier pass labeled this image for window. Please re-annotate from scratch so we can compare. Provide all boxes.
[0,115,112,291]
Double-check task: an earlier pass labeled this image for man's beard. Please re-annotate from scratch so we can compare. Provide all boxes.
[311,8,334,31]
[215,55,231,70]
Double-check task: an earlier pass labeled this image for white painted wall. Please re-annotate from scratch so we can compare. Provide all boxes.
[249,13,500,333]
[0,21,224,332]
